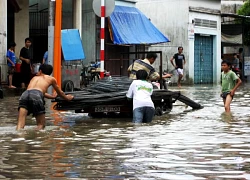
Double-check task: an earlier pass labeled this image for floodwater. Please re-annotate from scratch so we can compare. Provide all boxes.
[1,84,250,180]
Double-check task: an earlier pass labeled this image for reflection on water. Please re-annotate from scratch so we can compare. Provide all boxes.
[0,85,250,179]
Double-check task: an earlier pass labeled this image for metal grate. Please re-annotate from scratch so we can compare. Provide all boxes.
[194,18,217,29]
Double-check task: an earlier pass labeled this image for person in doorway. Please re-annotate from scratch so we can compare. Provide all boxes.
[126,70,155,123]
[221,60,242,113]
[127,53,172,81]
[6,42,17,88]
[232,53,240,70]
[170,46,186,88]
[19,38,32,89]
[42,51,48,64]
[16,64,74,130]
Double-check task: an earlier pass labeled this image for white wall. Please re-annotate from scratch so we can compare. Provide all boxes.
[136,0,192,84]
[189,0,221,10]
[15,0,29,61]
[0,0,7,82]
[115,0,136,7]
[136,0,222,84]
[136,0,189,84]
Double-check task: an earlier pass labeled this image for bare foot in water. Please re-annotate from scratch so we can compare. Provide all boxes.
[178,83,181,88]
[9,85,16,89]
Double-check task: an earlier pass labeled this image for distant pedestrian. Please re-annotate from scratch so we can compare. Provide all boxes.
[42,51,48,64]
[170,46,186,88]
[221,60,242,113]
[6,42,17,88]
[19,38,32,89]
[126,70,155,123]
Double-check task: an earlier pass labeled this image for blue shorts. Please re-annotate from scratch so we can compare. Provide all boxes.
[18,89,45,116]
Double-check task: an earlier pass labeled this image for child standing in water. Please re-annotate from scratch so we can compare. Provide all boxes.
[221,60,242,113]
[126,70,155,123]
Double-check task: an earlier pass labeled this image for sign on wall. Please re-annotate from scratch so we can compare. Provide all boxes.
[188,23,195,41]
[244,57,250,76]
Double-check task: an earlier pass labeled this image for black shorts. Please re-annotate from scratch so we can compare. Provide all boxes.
[221,91,233,99]
[20,72,31,85]
[18,89,45,116]
[8,66,15,75]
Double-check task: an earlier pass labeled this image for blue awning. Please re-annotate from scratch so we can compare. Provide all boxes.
[61,29,85,61]
[109,5,170,45]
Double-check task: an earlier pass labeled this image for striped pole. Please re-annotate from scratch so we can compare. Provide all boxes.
[100,0,105,78]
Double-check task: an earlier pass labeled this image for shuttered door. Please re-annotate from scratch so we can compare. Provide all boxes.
[194,34,213,84]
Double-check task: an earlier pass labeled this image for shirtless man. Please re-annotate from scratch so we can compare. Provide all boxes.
[16,64,74,130]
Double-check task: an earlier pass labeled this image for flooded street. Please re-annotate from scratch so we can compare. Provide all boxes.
[1,84,250,179]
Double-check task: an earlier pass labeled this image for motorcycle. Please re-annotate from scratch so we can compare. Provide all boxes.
[80,61,110,87]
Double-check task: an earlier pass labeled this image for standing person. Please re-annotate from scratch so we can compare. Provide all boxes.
[19,38,32,89]
[232,53,240,70]
[127,53,172,81]
[221,60,242,113]
[126,70,155,123]
[16,64,74,130]
[6,42,17,88]
[170,46,186,88]
[42,51,48,64]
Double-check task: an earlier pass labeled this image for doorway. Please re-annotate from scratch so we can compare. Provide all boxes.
[194,34,213,84]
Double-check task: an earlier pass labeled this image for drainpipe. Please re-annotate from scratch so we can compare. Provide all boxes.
[73,0,82,37]
[48,0,55,94]
[48,0,55,66]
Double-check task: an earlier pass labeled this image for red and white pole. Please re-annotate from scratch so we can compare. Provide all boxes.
[100,0,105,78]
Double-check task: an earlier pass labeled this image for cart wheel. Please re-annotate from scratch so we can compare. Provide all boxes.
[155,106,163,116]
[62,80,74,92]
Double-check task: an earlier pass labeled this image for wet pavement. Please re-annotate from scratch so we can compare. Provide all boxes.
[0,84,250,179]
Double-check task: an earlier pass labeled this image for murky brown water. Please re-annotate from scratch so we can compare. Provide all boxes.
[0,84,250,179]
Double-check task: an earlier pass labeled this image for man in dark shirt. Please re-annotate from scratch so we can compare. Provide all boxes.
[170,46,186,88]
[19,38,32,88]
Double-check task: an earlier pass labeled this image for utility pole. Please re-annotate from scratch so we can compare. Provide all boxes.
[48,0,55,94]
[54,0,62,88]
[73,0,82,37]
[48,0,55,66]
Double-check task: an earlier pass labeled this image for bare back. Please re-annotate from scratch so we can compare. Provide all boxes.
[27,75,55,94]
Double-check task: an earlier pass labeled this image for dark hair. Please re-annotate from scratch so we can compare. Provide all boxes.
[178,46,183,50]
[221,60,231,67]
[136,70,148,80]
[9,42,16,47]
[25,38,31,43]
[146,53,157,60]
[39,64,53,75]
[233,53,237,56]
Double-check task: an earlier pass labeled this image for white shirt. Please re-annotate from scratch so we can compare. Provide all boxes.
[126,80,154,110]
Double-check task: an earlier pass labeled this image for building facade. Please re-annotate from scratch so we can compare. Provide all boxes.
[0,0,29,82]
[136,0,222,84]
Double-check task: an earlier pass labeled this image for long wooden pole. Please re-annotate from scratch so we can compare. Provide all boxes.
[53,0,62,88]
